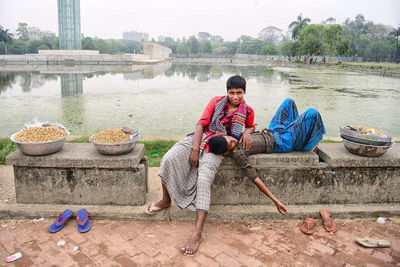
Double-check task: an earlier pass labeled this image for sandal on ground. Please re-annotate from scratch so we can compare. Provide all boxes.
[48,209,73,233]
[320,209,338,233]
[356,237,391,248]
[77,208,91,233]
[144,202,168,215]
[300,217,315,235]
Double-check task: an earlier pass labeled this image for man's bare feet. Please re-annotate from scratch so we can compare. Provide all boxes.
[154,199,171,209]
[181,232,201,255]
[145,199,171,215]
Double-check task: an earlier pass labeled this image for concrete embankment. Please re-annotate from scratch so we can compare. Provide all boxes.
[1,143,399,221]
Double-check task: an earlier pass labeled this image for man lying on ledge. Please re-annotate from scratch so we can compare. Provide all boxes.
[208,98,326,213]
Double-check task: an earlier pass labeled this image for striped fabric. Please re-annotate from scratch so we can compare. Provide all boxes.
[158,135,223,212]
[200,96,248,152]
[268,98,326,153]
[230,131,275,181]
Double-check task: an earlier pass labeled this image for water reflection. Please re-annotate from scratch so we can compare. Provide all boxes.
[0,63,399,137]
[61,74,83,96]
[0,72,16,93]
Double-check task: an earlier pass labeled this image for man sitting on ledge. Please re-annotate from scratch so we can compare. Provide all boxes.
[208,98,326,209]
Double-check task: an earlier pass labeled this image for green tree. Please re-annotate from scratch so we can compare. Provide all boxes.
[258,26,283,45]
[213,46,229,55]
[343,14,373,58]
[187,36,199,54]
[27,40,43,53]
[297,24,325,57]
[280,41,299,57]
[324,24,350,60]
[37,45,50,50]
[261,45,279,55]
[16,22,29,41]
[160,37,177,53]
[289,13,311,40]
[199,40,212,53]
[0,26,14,54]
[241,39,266,54]
[390,26,400,61]
[82,36,96,50]
[176,41,188,54]
[9,39,28,54]
[321,17,336,26]
[197,32,211,41]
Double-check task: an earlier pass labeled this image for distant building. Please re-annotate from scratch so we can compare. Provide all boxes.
[123,31,149,42]
[58,0,81,50]
[142,42,171,59]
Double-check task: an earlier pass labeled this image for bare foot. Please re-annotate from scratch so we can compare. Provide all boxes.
[181,232,201,255]
[145,199,171,215]
[154,199,171,209]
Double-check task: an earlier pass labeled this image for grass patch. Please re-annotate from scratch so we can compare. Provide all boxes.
[320,139,342,143]
[67,136,90,143]
[139,140,177,167]
[0,138,18,164]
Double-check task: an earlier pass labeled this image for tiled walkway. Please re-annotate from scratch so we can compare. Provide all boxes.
[1,217,399,266]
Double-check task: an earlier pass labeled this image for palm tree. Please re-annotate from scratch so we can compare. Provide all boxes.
[289,13,311,40]
[390,26,400,62]
[0,26,13,54]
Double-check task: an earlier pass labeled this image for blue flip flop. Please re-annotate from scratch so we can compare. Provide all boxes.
[76,208,91,233]
[48,209,73,233]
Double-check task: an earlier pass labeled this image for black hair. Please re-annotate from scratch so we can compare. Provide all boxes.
[208,135,228,154]
[226,75,246,92]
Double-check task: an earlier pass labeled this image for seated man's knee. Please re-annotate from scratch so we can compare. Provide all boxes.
[304,108,319,118]
[282,98,295,106]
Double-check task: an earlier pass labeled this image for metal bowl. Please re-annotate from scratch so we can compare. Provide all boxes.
[340,133,392,146]
[10,128,70,156]
[89,136,137,155]
[339,126,392,145]
[342,137,394,157]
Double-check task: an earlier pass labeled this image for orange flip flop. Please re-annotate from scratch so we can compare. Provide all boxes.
[300,217,315,235]
[320,209,338,233]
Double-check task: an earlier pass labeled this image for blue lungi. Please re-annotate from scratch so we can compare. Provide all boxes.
[268,98,326,153]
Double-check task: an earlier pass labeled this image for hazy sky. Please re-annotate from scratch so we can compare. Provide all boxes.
[1,0,399,41]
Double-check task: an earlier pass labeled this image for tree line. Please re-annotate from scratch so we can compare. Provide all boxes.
[1,14,399,62]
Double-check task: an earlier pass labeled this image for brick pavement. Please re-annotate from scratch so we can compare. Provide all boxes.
[1,218,399,266]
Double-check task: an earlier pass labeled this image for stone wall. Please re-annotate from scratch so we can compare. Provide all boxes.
[0,54,159,65]
[6,143,148,206]
[211,143,400,206]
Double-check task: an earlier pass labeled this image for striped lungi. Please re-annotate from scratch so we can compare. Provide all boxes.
[158,135,223,212]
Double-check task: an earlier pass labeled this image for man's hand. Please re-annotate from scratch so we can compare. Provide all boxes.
[189,148,199,167]
[275,200,288,215]
[240,131,253,150]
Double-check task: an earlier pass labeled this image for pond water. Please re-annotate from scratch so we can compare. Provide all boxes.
[1,62,399,137]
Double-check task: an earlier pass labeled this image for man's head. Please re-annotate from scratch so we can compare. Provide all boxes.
[226,75,246,106]
[208,135,238,155]
[227,75,246,92]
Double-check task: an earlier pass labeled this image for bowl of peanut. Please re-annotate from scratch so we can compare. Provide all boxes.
[10,123,70,156]
[89,128,140,155]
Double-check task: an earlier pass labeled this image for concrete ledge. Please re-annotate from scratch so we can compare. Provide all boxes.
[222,150,319,167]
[6,144,147,205]
[213,144,400,205]
[1,202,399,221]
[6,143,145,168]
[317,143,399,167]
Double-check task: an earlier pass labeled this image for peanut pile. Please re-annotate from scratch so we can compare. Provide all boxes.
[91,128,130,143]
[14,126,66,142]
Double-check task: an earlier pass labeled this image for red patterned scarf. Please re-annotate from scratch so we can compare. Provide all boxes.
[200,96,248,152]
